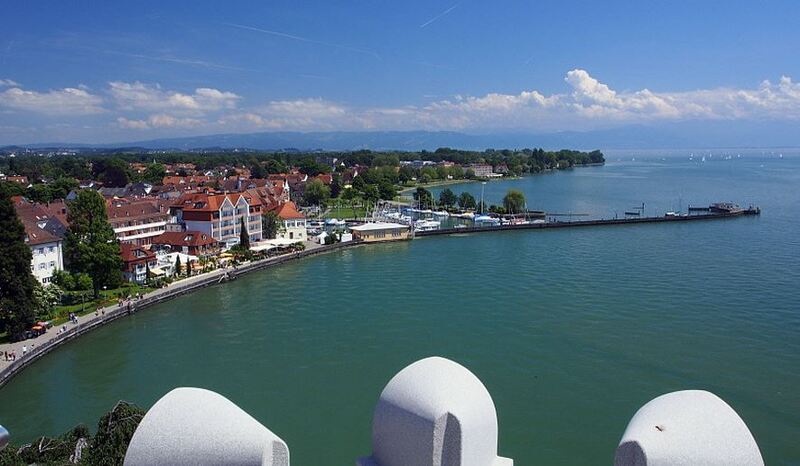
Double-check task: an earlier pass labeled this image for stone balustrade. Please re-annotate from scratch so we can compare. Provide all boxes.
[122,356,763,466]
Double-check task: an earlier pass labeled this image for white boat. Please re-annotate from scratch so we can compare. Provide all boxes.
[474,215,500,226]
[414,220,441,231]
[432,210,450,217]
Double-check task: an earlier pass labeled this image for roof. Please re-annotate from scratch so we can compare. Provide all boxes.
[272,201,304,220]
[107,199,167,222]
[152,231,217,248]
[120,243,156,263]
[350,222,409,232]
[172,191,262,212]
[14,199,66,245]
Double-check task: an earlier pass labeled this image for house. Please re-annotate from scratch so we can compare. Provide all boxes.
[120,243,157,284]
[151,231,219,257]
[14,199,66,284]
[349,222,411,242]
[466,164,495,178]
[169,191,263,248]
[271,201,307,242]
[3,175,29,184]
[107,198,169,246]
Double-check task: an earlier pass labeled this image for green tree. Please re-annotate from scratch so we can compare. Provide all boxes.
[502,189,526,214]
[262,210,283,239]
[142,163,166,184]
[413,187,434,209]
[303,178,331,206]
[250,162,265,179]
[378,180,397,201]
[0,185,37,339]
[457,191,477,210]
[83,401,146,466]
[33,282,63,321]
[64,190,122,297]
[239,216,250,249]
[439,188,457,208]
[96,159,131,187]
[174,255,182,277]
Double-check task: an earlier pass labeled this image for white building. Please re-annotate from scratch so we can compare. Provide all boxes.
[15,200,66,284]
[272,201,306,242]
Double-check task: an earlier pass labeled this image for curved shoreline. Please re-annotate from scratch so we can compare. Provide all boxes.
[0,241,365,389]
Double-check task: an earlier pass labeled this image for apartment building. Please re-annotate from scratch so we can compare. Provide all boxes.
[169,191,263,248]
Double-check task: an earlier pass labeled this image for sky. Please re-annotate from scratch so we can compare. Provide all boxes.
[2,0,800,145]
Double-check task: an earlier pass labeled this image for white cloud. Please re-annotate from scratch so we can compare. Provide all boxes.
[0,86,105,115]
[0,79,20,87]
[117,114,204,130]
[108,81,240,113]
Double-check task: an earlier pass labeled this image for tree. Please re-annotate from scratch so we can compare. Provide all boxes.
[303,179,331,206]
[250,162,265,179]
[83,401,146,466]
[174,255,182,277]
[262,211,283,239]
[0,184,37,339]
[239,216,250,249]
[142,163,166,184]
[503,189,526,214]
[458,191,477,210]
[96,159,130,187]
[413,187,434,209]
[64,190,122,297]
[378,180,397,201]
[33,282,63,321]
[439,188,457,208]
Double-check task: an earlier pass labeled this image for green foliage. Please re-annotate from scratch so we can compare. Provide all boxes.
[174,255,182,276]
[64,190,122,297]
[52,270,93,292]
[140,163,166,185]
[303,179,331,206]
[33,282,63,321]
[457,191,476,210]
[82,401,145,466]
[413,187,434,209]
[239,216,250,249]
[0,184,37,340]
[93,159,130,188]
[261,210,283,240]
[438,188,457,208]
[502,189,526,214]
[16,424,91,465]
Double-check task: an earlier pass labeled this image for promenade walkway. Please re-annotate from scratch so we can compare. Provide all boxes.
[0,240,335,387]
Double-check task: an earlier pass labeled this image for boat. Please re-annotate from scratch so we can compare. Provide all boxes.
[432,210,450,217]
[414,220,441,232]
[474,215,500,226]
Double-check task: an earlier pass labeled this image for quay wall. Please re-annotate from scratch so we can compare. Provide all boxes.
[415,211,757,237]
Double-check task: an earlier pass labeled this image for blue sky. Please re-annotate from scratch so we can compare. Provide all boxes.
[2,0,800,144]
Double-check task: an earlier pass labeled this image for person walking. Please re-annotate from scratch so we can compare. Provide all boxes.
[22,346,27,356]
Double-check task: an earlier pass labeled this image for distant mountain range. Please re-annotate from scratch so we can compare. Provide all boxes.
[3,121,798,152]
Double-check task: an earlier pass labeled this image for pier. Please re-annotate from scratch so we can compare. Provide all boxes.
[415,209,760,238]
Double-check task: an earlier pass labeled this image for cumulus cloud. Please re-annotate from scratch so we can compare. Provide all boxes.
[0,79,20,87]
[117,114,204,130]
[108,81,240,113]
[0,86,105,115]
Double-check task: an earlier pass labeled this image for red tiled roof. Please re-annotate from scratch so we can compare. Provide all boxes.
[13,199,64,245]
[152,231,216,248]
[272,201,305,220]
[120,243,155,263]
[171,191,262,212]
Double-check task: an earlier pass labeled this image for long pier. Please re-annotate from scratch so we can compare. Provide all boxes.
[415,209,760,238]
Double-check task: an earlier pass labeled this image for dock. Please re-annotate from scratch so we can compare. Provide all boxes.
[415,209,760,238]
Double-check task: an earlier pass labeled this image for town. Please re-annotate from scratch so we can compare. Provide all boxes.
[0,147,604,343]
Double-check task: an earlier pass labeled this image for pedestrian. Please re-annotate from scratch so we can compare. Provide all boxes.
[3,351,7,361]
[22,345,27,356]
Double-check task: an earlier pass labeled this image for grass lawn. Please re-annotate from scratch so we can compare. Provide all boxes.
[324,205,368,219]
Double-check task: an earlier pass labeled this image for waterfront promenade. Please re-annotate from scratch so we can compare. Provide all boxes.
[0,240,354,388]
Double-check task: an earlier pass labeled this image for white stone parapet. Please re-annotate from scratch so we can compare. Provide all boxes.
[123,387,289,466]
[614,390,764,466]
[120,358,764,466]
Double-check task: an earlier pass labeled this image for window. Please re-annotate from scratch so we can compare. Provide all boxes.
[39,263,46,270]
[37,248,44,255]
[48,246,55,253]
[49,261,56,268]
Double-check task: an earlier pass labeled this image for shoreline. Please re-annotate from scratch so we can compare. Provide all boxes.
[0,241,365,389]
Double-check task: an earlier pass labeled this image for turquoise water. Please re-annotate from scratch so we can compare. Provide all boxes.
[1,153,798,464]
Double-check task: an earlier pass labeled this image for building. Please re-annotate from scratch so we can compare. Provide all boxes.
[271,201,307,242]
[151,231,219,257]
[169,191,263,248]
[349,222,410,242]
[120,243,157,284]
[466,164,494,178]
[14,199,66,284]
[107,199,169,247]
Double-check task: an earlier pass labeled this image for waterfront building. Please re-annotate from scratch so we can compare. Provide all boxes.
[107,198,169,247]
[350,222,411,242]
[120,243,157,284]
[466,164,495,178]
[271,201,307,242]
[13,199,66,284]
[169,191,263,249]
[151,231,219,257]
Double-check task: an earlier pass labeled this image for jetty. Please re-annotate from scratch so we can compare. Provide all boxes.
[415,208,760,238]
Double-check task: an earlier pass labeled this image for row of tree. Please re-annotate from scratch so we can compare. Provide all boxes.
[412,186,527,214]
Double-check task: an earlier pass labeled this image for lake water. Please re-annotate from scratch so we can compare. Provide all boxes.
[1,151,798,464]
